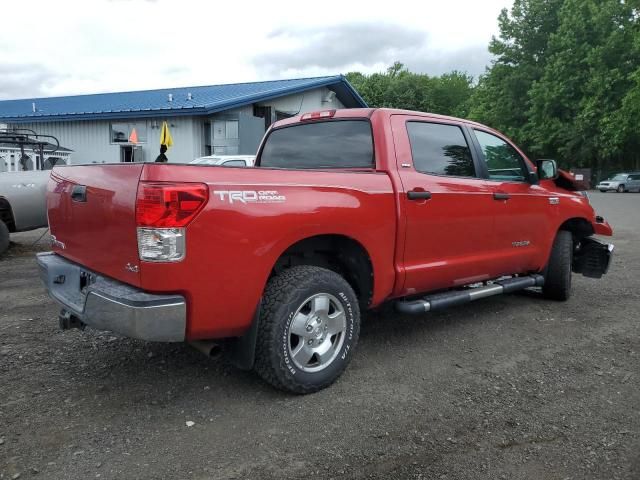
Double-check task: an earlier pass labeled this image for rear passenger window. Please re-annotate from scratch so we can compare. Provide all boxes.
[474,130,528,182]
[260,120,374,169]
[406,122,476,177]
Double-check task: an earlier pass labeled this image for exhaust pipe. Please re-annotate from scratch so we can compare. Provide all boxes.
[189,340,223,359]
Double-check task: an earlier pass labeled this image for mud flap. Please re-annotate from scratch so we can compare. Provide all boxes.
[226,304,261,370]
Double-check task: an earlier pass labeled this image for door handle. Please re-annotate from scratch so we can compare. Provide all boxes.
[407,190,432,200]
[493,192,510,201]
[71,185,87,202]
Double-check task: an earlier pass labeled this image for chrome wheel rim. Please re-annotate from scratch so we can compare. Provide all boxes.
[287,293,347,373]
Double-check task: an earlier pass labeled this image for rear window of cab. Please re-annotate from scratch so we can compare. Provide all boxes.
[259,120,374,169]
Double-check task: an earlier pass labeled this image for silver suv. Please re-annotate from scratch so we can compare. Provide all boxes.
[597,173,640,193]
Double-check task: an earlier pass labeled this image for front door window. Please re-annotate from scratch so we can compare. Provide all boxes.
[474,130,529,182]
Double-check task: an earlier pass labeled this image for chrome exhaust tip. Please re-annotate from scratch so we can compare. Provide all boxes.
[189,340,222,359]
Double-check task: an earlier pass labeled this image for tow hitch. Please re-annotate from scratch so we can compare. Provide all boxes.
[58,309,85,331]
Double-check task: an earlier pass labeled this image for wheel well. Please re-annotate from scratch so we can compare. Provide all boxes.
[559,217,594,242]
[0,198,16,232]
[272,235,374,309]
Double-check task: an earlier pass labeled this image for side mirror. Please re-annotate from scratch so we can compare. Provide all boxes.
[536,159,558,180]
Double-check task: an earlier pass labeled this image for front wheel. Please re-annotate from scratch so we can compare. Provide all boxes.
[542,230,573,301]
[617,184,625,193]
[254,265,360,394]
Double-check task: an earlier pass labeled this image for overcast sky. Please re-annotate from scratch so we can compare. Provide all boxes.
[0,0,512,100]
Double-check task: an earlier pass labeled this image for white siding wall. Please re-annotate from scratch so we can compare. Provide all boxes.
[11,116,200,165]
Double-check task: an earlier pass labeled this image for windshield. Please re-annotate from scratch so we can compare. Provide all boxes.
[609,174,627,181]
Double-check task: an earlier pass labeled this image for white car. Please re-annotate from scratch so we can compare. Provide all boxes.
[596,173,640,193]
[190,155,255,167]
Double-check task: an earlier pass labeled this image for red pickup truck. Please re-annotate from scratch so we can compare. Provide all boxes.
[37,108,613,393]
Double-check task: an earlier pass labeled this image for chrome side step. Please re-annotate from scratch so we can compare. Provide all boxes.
[395,274,545,314]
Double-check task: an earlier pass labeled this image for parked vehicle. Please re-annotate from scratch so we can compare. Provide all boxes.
[0,128,69,254]
[37,108,614,393]
[596,173,640,192]
[190,155,255,167]
[0,170,50,254]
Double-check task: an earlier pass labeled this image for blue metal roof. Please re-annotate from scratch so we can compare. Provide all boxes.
[0,75,367,123]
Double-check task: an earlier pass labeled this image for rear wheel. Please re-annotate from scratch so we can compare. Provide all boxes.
[542,230,573,301]
[254,265,360,394]
[0,220,9,255]
[617,184,625,193]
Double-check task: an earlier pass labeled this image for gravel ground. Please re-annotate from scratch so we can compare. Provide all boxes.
[0,192,638,480]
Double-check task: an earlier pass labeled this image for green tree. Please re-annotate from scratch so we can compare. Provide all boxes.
[527,0,640,171]
[345,63,474,117]
[471,0,640,175]
[469,0,563,141]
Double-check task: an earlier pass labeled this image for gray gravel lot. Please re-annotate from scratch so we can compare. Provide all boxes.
[1,192,638,480]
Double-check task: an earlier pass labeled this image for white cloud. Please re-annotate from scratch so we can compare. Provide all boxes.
[0,0,512,99]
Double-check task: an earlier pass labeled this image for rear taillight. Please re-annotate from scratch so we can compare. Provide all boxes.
[135,182,208,262]
[136,182,208,227]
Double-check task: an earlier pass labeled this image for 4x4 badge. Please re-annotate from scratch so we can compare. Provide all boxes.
[125,263,139,273]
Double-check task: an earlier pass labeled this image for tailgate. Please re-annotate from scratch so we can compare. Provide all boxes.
[47,164,143,287]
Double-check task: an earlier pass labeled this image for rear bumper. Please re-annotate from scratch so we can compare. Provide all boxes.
[37,252,186,342]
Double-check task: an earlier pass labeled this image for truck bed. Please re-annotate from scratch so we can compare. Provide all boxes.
[47,163,397,338]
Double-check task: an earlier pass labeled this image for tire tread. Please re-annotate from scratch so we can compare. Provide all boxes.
[254,265,360,394]
[542,230,573,301]
[0,220,9,255]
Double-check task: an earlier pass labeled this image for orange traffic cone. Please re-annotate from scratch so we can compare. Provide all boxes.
[129,128,139,144]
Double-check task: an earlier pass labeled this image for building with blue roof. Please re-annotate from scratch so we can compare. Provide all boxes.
[0,75,366,169]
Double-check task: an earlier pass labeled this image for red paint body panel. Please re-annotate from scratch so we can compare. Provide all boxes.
[138,165,397,338]
[594,220,613,236]
[47,165,144,287]
[390,114,498,293]
[46,108,613,341]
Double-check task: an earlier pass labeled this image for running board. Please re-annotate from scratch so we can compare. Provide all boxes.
[395,274,545,314]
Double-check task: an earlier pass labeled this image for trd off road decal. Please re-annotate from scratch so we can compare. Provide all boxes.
[213,190,286,204]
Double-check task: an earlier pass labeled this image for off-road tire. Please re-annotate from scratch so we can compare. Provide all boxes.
[617,184,625,193]
[254,265,360,394]
[542,230,573,301]
[0,220,9,255]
